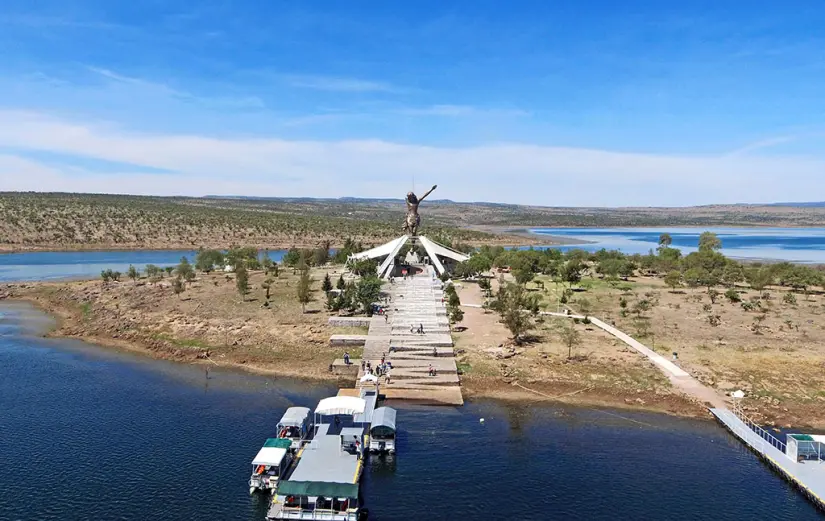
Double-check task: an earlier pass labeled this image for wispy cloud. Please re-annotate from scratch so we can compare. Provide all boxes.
[1,111,824,206]
[87,67,265,110]
[284,74,400,93]
[395,104,529,117]
[725,135,798,156]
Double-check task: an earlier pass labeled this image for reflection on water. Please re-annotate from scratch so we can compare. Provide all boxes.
[532,227,825,263]
[0,302,821,520]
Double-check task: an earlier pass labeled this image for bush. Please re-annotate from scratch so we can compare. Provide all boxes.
[783,292,797,306]
[725,288,741,303]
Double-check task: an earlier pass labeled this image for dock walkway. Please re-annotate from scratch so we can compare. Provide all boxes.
[363,266,463,405]
[711,408,825,510]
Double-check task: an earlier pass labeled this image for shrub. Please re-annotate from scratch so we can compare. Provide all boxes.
[725,288,741,303]
[783,293,797,306]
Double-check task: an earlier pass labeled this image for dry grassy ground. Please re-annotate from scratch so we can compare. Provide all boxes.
[4,267,360,381]
[452,283,703,418]
[525,275,825,428]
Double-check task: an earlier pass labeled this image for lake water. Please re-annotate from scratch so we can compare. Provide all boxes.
[0,250,287,282]
[531,227,825,263]
[1,301,821,520]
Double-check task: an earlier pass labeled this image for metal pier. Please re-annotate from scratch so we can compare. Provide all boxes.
[711,407,825,511]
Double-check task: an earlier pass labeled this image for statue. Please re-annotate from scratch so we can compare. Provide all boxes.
[403,184,437,236]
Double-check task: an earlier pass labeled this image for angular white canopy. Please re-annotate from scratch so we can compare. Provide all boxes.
[359,373,378,383]
[315,396,366,416]
[251,446,288,467]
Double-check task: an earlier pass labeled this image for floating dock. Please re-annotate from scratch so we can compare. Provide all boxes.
[711,407,825,512]
[266,386,380,520]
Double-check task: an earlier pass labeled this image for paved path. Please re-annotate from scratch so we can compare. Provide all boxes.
[362,267,463,405]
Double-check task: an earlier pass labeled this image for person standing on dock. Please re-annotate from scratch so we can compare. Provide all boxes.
[344,352,350,365]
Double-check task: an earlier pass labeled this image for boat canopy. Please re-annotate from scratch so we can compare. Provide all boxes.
[369,407,397,436]
[252,438,291,466]
[278,480,359,499]
[359,374,378,383]
[315,396,366,416]
[279,407,311,427]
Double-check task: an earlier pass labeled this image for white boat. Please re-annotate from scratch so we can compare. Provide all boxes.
[249,438,294,494]
[277,406,312,451]
[368,407,397,454]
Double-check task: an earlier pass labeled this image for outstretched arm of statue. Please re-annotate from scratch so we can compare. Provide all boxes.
[419,184,438,202]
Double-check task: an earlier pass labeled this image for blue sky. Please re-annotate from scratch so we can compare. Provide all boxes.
[1,0,824,205]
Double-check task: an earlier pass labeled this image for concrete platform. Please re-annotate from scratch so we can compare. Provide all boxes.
[328,316,372,327]
[329,334,368,346]
[331,358,360,376]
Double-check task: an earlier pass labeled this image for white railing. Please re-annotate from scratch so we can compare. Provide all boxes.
[731,404,786,454]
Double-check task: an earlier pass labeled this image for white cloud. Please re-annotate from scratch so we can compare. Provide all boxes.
[0,110,823,206]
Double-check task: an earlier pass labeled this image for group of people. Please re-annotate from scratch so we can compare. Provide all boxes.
[410,323,425,334]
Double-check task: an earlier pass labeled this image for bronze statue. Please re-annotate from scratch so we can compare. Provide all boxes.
[403,184,437,236]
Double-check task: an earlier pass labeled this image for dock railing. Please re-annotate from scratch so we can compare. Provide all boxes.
[731,403,786,455]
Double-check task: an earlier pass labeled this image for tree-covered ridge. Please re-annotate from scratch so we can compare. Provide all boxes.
[0,192,491,249]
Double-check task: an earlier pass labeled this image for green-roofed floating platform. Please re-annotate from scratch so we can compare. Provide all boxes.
[267,384,388,521]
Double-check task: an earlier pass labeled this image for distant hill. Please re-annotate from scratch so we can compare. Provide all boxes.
[767,202,825,208]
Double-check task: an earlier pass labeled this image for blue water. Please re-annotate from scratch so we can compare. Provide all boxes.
[532,227,825,263]
[0,250,287,282]
[0,301,822,520]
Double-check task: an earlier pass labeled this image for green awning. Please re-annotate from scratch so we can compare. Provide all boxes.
[263,438,293,449]
[789,434,815,441]
[278,480,359,499]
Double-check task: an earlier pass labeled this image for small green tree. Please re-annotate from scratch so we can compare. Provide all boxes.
[355,276,383,315]
[707,288,720,304]
[658,233,673,248]
[513,267,535,285]
[235,265,249,300]
[449,306,465,325]
[111,271,121,282]
[261,276,274,301]
[559,322,582,359]
[725,288,741,303]
[177,257,195,282]
[101,269,112,282]
[490,282,538,345]
[336,274,346,290]
[195,249,225,272]
[322,273,333,293]
[698,231,722,252]
[172,276,185,298]
[664,270,682,291]
[145,264,162,282]
[164,266,175,277]
[127,264,139,281]
[296,269,313,313]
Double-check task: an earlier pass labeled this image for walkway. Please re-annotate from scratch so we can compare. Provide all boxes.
[364,266,463,405]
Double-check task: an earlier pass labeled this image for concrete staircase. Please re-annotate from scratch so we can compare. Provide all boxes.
[359,266,463,405]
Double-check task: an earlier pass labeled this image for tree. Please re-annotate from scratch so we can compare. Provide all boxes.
[145,264,162,282]
[698,231,722,252]
[322,273,333,293]
[177,256,195,282]
[349,258,378,277]
[449,306,464,325]
[164,266,175,277]
[658,233,673,248]
[111,271,121,282]
[707,288,720,304]
[235,264,249,300]
[513,267,535,285]
[195,249,225,272]
[559,323,582,359]
[336,274,346,290]
[560,260,584,285]
[664,270,682,291]
[722,262,745,287]
[354,275,383,315]
[261,276,274,301]
[101,269,112,282]
[296,269,313,313]
[171,276,185,298]
[127,264,139,281]
[490,282,538,345]
[467,254,493,275]
[745,267,773,291]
